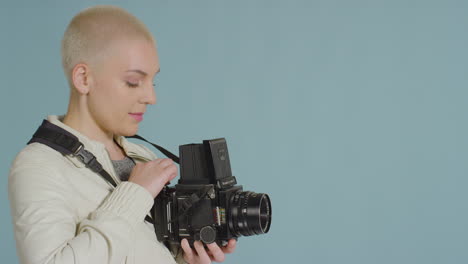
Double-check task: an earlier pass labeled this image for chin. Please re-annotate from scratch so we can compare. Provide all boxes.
[119,125,139,137]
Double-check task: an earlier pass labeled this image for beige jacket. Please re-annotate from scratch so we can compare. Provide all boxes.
[9,115,184,264]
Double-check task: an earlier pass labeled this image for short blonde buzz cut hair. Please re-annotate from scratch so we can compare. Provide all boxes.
[61,5,155,87]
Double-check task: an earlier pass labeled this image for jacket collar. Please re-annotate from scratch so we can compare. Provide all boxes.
[46,115,148,163]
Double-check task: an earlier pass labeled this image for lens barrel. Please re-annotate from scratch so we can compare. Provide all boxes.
[229,191,272,237]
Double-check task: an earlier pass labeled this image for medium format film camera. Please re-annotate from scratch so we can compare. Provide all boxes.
[152,138,272,246]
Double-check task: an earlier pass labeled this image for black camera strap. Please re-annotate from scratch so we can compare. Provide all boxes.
[126,134,180,164]
[27,119,180,225]
[28,120,120,187]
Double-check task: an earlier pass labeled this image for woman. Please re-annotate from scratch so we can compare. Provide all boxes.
[9,5,236,264]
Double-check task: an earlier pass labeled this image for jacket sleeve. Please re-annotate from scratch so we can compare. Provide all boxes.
[8,162,154,264]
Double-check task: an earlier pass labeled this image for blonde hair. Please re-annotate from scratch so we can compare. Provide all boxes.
[61,5,155,87]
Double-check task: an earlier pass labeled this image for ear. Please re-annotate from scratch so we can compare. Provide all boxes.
[71,63,92,95]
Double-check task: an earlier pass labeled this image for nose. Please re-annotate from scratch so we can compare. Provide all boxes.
[140,83,157,105]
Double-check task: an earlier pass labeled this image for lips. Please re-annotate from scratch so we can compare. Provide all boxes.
[129,112,144,122]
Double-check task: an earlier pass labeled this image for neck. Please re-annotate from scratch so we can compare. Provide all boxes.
[63,96,119,153]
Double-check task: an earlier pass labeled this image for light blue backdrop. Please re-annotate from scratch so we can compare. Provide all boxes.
[1,1,468,263]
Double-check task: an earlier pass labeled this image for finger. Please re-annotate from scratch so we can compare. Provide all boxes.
[207,250,214,258]
[193,241,211,263]
[222,239,236,254]
[207,242,225,262]
[153,158,163,164]
[159,158,173,168]
[181,239,195,263]
[166,165,178,180]
[158,166,176,186]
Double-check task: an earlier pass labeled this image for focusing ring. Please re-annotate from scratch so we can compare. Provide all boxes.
[229,191,272,237]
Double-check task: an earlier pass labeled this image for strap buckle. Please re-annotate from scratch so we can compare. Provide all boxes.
[74,145,103,172]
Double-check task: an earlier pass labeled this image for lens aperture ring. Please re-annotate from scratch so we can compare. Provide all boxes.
[229,191,272,237]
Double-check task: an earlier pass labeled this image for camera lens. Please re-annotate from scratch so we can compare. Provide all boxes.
[229,191,272,237]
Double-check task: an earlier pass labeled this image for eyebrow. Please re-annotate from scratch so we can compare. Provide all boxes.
[126,68,160,76]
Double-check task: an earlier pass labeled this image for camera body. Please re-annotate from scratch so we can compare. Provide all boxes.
[152,138,271,246]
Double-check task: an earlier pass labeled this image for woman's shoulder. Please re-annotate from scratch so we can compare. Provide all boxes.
[9,142,75,185]
[12,142,65,168]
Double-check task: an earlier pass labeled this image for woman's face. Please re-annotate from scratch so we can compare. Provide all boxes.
[87,38,159,136]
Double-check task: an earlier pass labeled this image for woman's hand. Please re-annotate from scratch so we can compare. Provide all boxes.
[128,158,177,198]
[181,238,236,264]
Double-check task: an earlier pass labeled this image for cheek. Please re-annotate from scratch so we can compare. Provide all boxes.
[88,82,127,122]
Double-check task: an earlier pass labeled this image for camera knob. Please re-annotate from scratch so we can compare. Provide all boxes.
[199,226,217,244]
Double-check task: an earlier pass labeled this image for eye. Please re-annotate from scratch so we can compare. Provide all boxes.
[126,81,139,88]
